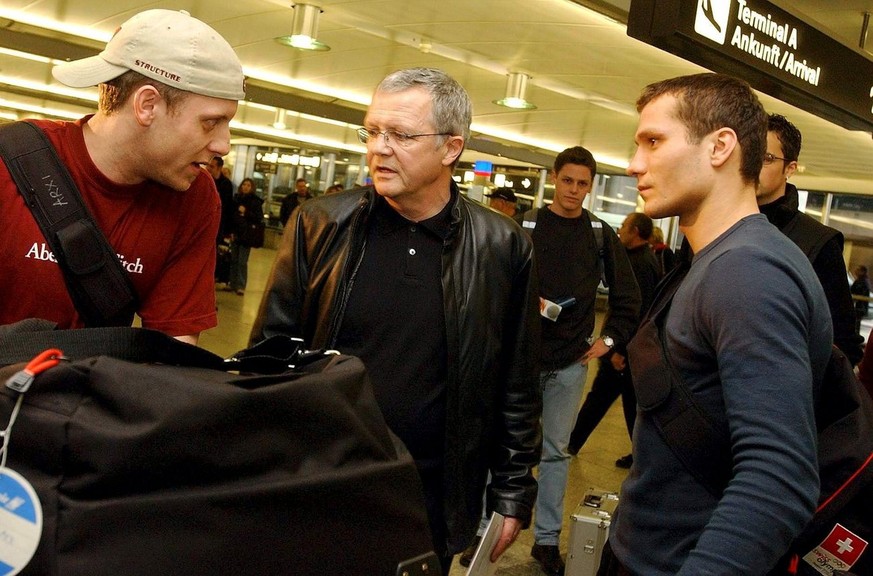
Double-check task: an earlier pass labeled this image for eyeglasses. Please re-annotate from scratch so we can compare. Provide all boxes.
[763,152,789,165]
[356,127,452,148]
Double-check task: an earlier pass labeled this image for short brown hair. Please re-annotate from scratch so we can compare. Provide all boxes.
[637,73,766,185]
[98,70,188,115]
[554,146,597,178]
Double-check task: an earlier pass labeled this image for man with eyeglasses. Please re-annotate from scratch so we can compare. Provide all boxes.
[757,113,863,364]
[251,67,542,574]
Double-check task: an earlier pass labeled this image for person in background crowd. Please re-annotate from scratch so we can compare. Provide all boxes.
[567,212,661,469]
[525,146,640,576]
[0,9,244,344]
[228,178,264,296]
[208,156,235,238]
[485,187,518,218]
[648,226,675,276]
[851,264,870,335]
[757,113,863,365]
[601,73,831,576]
[208,156,235,286]
[279,177,312,226]
[250,67,542,575]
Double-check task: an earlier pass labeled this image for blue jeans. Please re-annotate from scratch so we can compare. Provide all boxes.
[229,242,251,291]
[534,361,588,545]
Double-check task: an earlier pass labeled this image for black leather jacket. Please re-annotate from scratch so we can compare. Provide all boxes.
[251,185,542,552]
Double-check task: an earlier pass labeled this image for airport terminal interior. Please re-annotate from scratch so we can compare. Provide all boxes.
[3,0,873,573]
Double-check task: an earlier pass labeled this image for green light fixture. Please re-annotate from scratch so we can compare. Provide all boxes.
[276,4,330,52]
[493,72,537,110]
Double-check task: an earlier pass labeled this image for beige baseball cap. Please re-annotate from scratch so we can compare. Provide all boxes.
[52,9,245,101]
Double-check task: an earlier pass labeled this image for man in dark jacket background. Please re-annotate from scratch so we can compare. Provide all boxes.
[208,156,235,286]
[568,212,661,468]
[757,113,863,364]
[279,177,312,227]
[208,156,235,240]
[251,67,542,575]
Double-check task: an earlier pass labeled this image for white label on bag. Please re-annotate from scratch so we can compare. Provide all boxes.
[802,523,868,575]
[0,467,42,575]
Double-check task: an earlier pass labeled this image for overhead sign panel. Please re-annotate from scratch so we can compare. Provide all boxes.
[627,0,873,132]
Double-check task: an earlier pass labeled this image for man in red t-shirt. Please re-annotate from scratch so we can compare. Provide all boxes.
[0,9,245,345]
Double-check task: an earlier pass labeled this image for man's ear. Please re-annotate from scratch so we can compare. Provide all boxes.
[784,160,798,180]
[132,85,163,127]
[442,136,465,166]
[709,127,738,168]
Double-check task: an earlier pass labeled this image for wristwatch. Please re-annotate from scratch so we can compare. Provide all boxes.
[601,335,615,349]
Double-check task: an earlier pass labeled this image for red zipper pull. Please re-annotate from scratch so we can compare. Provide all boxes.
[5,348,64,393]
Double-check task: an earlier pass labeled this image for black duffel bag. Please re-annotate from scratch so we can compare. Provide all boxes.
[0,321,436,575]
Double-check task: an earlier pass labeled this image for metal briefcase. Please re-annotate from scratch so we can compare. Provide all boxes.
[566,488,619,576]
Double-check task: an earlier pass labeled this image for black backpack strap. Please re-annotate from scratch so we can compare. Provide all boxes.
[587,210,608,288]
[520,207,539,231]
[630,262,733,497]
[0,121,138,327]
[521,206,608,286]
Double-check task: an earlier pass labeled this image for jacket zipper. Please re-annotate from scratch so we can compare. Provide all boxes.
[326,200,368,348]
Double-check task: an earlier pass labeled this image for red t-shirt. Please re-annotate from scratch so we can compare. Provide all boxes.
[0,118,219,336]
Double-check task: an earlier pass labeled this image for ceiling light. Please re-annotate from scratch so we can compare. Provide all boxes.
[493,72,537,110]
[275,4,330,52]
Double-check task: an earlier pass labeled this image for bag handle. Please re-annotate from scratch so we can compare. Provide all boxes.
[0,321,224,369]
[0,320,337,375]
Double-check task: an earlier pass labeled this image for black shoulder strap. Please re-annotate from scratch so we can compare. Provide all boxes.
[521,206,607,286]
[588,211,607,288]
[639,263,873,503]
[520,207,538,231]
[630,261,733,497]
[0,121,138,327]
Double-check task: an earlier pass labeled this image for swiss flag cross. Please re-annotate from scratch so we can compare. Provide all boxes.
[819,524,868,567]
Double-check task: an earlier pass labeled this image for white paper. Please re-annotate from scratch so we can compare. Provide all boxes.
[465,512,505,576]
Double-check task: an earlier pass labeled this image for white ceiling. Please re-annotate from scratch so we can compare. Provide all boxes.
[0,0,871,193]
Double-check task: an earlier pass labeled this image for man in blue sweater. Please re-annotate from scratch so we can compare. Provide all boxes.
[601,74,832,575]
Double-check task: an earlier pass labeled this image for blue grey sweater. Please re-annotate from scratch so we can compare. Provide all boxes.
[612,215,832,575]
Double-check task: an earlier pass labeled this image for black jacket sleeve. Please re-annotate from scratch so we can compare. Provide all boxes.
[813,237,864,365]
[600,225,641,347]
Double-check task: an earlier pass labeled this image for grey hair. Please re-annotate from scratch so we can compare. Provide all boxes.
[376,68,472,141]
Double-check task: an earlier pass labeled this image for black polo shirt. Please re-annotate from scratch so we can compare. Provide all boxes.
[335,195,451,464]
